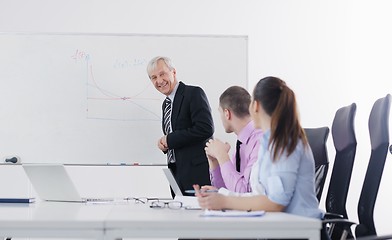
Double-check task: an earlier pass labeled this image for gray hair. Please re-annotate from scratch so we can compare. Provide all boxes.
[146,56,175,79]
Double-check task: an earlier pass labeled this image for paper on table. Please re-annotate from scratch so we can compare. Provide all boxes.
[174,196,201,210]
[201,209,265,217]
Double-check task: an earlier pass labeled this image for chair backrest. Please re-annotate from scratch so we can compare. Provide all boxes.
[356,94,391,237]
[304,127,330,202]
[326,103,357,219]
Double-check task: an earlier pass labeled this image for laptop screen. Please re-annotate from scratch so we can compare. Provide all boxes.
[23,164,87,202]
[162,168,183,197]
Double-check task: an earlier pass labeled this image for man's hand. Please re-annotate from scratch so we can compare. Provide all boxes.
[205,138,231,165]
[157,135,168,151]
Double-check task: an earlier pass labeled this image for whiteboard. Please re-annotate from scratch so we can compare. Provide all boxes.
[0,33,248,165]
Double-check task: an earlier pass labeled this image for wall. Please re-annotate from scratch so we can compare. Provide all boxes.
[1,0,391,235]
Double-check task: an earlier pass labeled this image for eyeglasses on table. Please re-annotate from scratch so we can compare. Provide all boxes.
[150,200,183,210]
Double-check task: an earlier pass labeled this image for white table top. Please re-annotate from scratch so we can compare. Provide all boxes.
[0,200,321,240]
[105,202,321,240]
[0,201,112,239]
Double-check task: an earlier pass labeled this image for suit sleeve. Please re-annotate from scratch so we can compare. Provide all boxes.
[167,87,214,149]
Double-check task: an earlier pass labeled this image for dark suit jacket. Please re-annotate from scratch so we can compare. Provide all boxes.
[162,81,214,194]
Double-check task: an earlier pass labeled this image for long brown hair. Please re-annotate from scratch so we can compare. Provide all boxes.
[253,76,307,161]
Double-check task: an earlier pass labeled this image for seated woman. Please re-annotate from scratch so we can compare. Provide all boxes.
[195,76,323,220]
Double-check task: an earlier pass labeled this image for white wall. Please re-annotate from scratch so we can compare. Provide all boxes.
[1,0,392,236]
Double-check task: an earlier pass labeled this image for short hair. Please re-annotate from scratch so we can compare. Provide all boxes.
[219,86,251,118]
[146,56,175,78]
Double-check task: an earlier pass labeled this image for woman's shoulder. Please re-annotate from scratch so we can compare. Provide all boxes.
[282,139,312,162]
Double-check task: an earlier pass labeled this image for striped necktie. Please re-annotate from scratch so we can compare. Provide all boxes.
[163,97,175,163]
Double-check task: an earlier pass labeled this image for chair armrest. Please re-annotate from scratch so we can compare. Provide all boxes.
[322,218,357,234]
[322,217,357,239]
[323,218,357,226]
[323,212,344,219]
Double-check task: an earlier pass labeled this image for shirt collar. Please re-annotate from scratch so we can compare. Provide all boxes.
[237,120,259,144]
[261,129,271,146]
[167,81,179,101]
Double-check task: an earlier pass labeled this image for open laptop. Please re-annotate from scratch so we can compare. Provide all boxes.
[162,168,201,209]
[162,168,183,196]
[23,164,113,203]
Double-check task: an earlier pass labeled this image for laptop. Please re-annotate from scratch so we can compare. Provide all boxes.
[162,168,201,209]
[23,164,113,203]
[162,168,183,196]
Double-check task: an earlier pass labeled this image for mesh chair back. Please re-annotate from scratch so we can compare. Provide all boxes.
[326,103,357,218]
[325,103,357,240]
[304,127,330,202]
[356,94,391,237]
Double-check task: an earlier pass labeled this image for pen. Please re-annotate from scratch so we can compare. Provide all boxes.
[203,189,218,193]
[185,189,218,194]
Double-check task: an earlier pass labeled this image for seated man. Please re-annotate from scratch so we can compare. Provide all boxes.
[206,86,262,193]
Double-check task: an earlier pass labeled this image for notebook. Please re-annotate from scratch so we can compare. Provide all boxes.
[22,164,113,203]
[162,168,201,209]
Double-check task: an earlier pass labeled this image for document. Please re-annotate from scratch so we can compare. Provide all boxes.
[201,209,265,217]
[174,196,201,210]
[0,198,36,203]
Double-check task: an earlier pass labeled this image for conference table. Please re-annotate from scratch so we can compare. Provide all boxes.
[0,200,321,240]
[0,201,111,239]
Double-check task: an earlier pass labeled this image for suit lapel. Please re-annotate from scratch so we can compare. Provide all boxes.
[171,82,185,129]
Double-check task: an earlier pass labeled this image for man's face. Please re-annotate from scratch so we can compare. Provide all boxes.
[149,60,177,96]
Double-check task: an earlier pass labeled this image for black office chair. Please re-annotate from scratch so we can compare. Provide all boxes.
[324,103,357,239]
[323,94,391,239]
[356,94,391,237]
[304,127,330,202]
